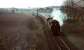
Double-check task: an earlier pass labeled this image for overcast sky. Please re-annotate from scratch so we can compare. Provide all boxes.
[0,0,66,8]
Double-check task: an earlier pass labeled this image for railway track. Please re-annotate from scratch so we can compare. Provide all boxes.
[54,36,70,50]
[52,36,78,50]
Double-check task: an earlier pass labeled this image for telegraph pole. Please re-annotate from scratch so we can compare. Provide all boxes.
[37,8,38,16]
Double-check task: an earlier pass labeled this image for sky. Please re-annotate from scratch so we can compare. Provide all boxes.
[0,0,67,26]
[0,0,66,8]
